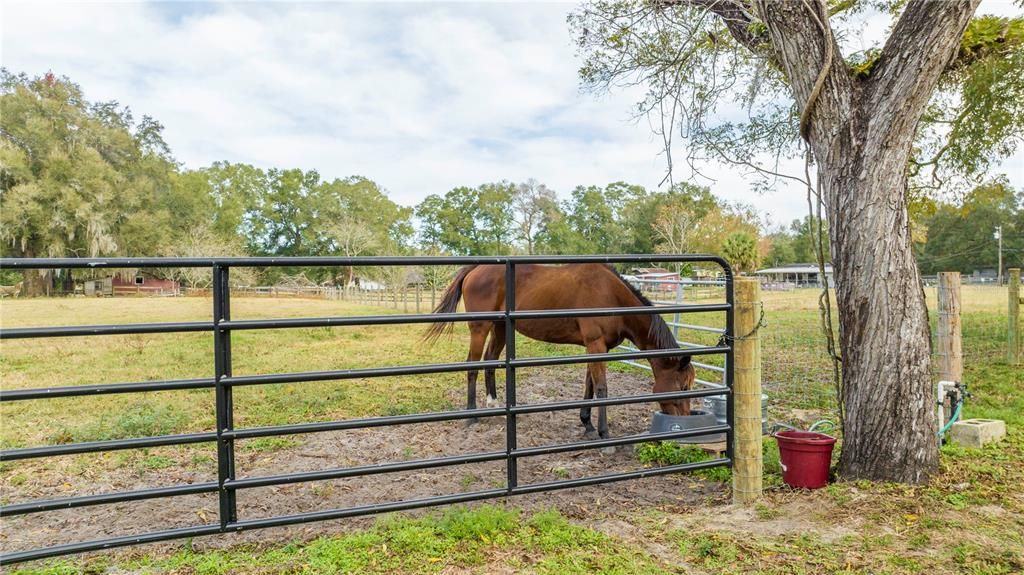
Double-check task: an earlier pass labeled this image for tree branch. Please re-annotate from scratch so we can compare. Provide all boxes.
[753,0,851,146]
[680,0,768,54]
[868,0,982,137]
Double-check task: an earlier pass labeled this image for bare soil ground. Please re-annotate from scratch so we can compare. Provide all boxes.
[1,367,726,558]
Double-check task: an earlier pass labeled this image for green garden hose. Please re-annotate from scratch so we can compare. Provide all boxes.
[938,401,963,438]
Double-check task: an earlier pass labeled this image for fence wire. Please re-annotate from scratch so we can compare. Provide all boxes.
[616,281,1016,431]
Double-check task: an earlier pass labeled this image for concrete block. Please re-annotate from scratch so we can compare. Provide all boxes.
[950,419,1006,448]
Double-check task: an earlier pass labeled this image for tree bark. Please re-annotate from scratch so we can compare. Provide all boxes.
[20,269,49,297]
[18,248,50,297]
[750,0,980,482]
[823,139,937,482]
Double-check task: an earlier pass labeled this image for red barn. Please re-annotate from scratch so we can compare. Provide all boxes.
[111,274,180,296]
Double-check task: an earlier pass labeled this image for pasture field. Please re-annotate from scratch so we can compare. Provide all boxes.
[1,285,1021,574]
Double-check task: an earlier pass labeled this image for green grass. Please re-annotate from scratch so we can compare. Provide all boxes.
[634,437,784,485]
[2,286,1021,574]
[9,506,672,575]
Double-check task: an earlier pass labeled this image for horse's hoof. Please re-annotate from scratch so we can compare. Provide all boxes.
[485,396,504,409]
[582,429,599,440]
[464,417,479,427]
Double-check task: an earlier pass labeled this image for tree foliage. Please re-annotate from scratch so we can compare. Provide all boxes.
[0,70,178,261]
[3,68,1016,298]
[917,178,1023,275]
[569,3,1023,197]
[721,231,759,274]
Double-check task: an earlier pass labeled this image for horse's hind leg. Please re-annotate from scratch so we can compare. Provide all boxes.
[583,338,610,439]
[580,370,597,439]
[465,323,488,422]
[483,323,506,407]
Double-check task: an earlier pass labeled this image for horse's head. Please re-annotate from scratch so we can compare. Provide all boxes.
[650,357,695,416]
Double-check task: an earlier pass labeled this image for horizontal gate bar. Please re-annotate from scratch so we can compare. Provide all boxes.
[0,321,212,340]
[217,305,728,332]
[514,425,731,459]
[0,254,731,269]
[227,450,508,490]
[228,488,509,532]
[0,432,218,461]
[666,322,726,334]
[0,482,219,517]
[508,303,729,319]
[222,360,506,387]
[510,346,729,368]
[0,356,728,404]
[225,389,727,441]
[0,378,216,401]
[509,387,728,415]
[0,524,223,566]
[0,306,729,340]
[225,407,507,440]
[511,457,730,495]
[220,311,506,331]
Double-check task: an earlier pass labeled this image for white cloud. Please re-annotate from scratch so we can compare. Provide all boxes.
[2,0,1021,230]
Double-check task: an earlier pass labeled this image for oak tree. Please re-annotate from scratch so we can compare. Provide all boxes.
[572,0,1023,482]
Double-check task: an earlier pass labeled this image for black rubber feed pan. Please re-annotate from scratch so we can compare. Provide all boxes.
[649,409,725,443]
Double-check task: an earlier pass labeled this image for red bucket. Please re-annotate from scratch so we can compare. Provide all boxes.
[775,431,836,489]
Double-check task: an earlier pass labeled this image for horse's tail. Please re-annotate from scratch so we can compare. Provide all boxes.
[422,265,477,343]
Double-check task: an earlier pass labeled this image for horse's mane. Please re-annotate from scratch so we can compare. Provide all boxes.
[605,266,680,351]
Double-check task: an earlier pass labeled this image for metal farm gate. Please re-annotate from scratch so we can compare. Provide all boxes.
[0,255,735,565]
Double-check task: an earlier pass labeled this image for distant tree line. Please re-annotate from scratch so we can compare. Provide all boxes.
[2,71,1020,295]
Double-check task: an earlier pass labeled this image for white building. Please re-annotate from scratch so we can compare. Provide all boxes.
[755,264,834,288]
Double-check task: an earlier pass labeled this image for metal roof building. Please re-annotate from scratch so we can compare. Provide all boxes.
[755,263,834,288]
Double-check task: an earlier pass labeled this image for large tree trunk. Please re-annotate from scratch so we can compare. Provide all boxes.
[19,248,51,297]
[20,270,50,297]
[752,0,980,482]
[821,135,937,482]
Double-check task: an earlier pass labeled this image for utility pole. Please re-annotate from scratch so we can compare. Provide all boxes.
[994,226,1003,285]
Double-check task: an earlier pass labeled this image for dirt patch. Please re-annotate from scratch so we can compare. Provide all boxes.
[1,366,727,559]
[693,500,857,543]
[592,518,712,575]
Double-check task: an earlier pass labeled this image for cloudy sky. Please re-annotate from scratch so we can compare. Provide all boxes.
[2,1,1021,228]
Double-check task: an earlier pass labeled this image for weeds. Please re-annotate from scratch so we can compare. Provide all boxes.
[634,441,730,482]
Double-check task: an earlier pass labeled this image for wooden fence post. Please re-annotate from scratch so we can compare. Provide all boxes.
[1010,268,1020,366]
[937,272,963,383]
[732,277,762,505]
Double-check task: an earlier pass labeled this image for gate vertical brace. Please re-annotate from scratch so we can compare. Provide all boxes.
[672,279,684,341]
[213,264,238,527]
[504,261,517,492]
[724,267,736,466]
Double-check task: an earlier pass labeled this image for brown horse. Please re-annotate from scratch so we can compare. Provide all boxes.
[424,263,695,439]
